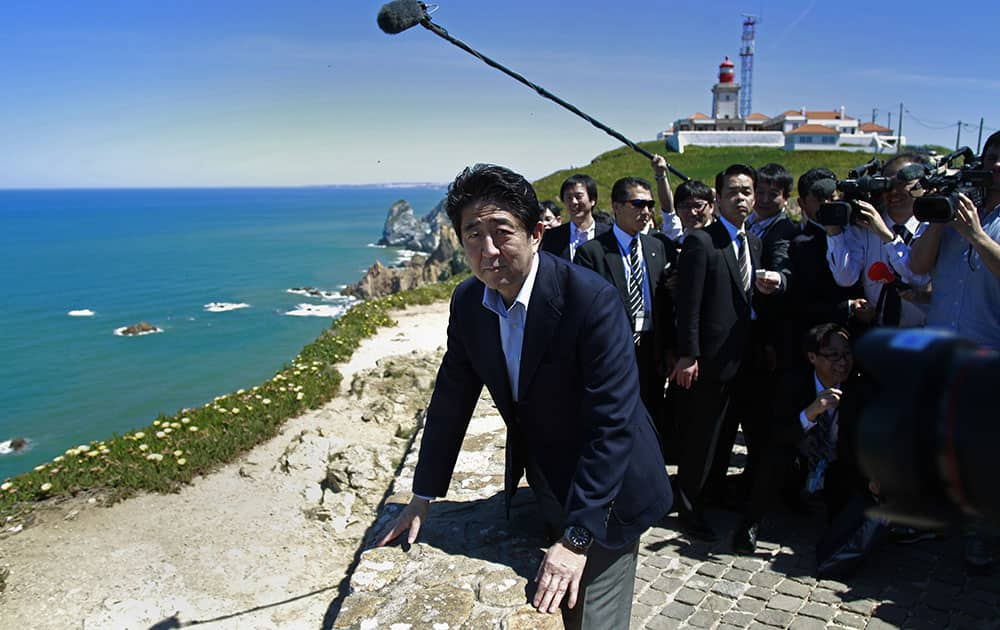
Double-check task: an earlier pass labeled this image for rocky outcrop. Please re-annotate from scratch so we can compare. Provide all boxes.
[118,322,159,336]
[377,199,450,252]
[344,224,466,300]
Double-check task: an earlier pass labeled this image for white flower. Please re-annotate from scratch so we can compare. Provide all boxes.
[296,392,305,401]
[40,482,53,492]
[231,408,240,414]
[53,456,64,463]
[163,427,173,434]
[153,420,161,426]
[173,450,183,457]
[1,482,12,491]
[139,444,149,451]
[189,426,199,432]
[156,431,166,439]
[236,389,246,395]
[33,464,46,472]
[77,444,90,452]
[134,431,146,439]
[180,418,190,424]
[177,458,187,466]
[146,453,164,462]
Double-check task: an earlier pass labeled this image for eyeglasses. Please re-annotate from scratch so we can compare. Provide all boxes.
[817,351,851,363]
[677,201,710,212]
[623,199,656,210]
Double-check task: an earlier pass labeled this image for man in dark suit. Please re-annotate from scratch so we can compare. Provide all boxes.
[670,164,771,541]
[378,164,672,629]
[788,169,870,364]
[540,174,611,261]
[732,323,868,554]
[575,176,677,444]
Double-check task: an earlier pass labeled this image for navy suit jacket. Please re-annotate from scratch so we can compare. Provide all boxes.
[413,251,672,548]
[540,220,611,260]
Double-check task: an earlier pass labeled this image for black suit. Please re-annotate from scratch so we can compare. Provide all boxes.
[744,367,868,523]
[786,221,864,361]
[673,219,762,509]
[574,229,677,437]
[540,220,611,261]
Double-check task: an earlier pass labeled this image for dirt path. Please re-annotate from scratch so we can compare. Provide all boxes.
[0,302,449,630]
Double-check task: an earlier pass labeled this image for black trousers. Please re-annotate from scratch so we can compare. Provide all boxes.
[675,377,733,508]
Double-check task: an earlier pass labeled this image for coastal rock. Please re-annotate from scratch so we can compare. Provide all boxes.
[119,321,159,336]
[377,200,431,251]
[326,444,398,496]
[344,224,466,300]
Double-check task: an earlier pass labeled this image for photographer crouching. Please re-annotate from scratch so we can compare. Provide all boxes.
[909,131,1000,572]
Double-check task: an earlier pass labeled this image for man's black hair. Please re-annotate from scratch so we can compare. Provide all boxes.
[674,180,715,207]
[797,167,837,199]
[982,130,1000,159]
[593,209,614,225]
[882,152,929,178]
[715,164,757,195]
[445,164,541,239]
[559,174,598,204]
[539,200,561,215]
[802,323,850,356]
[757,163,793,197]
[610,176,652,203]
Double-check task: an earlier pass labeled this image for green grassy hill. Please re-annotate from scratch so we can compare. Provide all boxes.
[532,142,883,214]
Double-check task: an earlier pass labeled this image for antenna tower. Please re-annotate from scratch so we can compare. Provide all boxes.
[739,14,757,119]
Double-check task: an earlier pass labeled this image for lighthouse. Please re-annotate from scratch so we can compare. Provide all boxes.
[711,56,740,121]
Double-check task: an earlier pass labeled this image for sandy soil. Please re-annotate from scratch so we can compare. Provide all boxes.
[0,302,449,630]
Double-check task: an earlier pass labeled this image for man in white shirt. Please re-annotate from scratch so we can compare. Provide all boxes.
[825,155,932,327]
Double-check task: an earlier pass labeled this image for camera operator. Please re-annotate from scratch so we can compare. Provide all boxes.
[825,154,932,328]
[907,132,1000,572]
[910,131,1000,349]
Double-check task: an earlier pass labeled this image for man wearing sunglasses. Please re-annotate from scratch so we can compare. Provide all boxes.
[575,177,676,441]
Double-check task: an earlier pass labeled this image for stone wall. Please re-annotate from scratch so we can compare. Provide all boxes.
[334,394,565,629]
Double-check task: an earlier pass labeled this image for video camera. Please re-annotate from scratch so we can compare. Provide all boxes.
[913,147,992,223]
[817,158,893,227]
[854,329,999,528]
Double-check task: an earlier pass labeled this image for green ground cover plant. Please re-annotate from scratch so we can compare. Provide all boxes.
[0,275,465,522]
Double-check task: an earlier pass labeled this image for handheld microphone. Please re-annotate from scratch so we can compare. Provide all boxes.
[375,1,689,181]
[868,261,911,291]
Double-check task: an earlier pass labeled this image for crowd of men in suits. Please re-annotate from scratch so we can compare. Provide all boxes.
[378,134,999,628]
[541,132,1000,564]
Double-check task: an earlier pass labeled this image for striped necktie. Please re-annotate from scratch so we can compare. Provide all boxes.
[627,236,643,345]
[737,231,751,294]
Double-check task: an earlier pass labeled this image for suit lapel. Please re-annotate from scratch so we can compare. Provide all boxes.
[599,232,630,305]
[474,293,516,418]
[640,234,663,290]
[518,254,564,399]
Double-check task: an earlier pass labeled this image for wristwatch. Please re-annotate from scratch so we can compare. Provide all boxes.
[561,525,593,554]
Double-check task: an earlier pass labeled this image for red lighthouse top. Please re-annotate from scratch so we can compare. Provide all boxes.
[718,56,735,83]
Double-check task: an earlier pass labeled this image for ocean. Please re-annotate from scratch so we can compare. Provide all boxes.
[0,186,448,480]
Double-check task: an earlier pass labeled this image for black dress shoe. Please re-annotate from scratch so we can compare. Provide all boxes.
[679,505,718,542]
[732,519,759,555]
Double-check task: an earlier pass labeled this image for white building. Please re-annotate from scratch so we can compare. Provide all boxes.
[661,58,905,153]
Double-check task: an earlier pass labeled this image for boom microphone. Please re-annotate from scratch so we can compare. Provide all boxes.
[377,0,426,35]
[376,1,689,181]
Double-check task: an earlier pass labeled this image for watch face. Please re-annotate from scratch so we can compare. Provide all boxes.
[567,526,592,548]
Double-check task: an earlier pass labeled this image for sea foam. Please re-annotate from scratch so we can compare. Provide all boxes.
[286,287,340,301]
[284,303,353,318]
[203,302,251,313]
[68,309,95,317]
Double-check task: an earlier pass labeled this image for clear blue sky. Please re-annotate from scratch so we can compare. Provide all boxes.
[2,0,996,188]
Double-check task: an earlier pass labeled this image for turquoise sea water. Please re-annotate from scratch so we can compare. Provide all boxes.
[0,186,446,480]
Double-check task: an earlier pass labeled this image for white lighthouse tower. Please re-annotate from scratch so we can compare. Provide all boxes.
[711,56,740,121]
